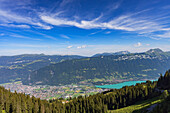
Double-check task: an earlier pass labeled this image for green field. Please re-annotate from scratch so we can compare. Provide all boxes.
[109,97,162,113]
[0,81,21,86]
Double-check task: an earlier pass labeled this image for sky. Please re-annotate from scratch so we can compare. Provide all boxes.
[0,0,170,56]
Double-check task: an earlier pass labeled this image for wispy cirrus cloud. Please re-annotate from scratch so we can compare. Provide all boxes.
[10,34,41,40]
[40,8,170,39]
[154,32,170,39]
[33,32,58,41]
[89,29,105,35]
[0,0,170,41]
[60,34,70,39]
[105,31,111,34]
[0,9,32,23]
[0,43,48,48]
[0,9,52,30]
[0,24,30,28]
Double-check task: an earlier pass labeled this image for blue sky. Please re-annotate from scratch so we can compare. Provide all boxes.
[0,0,170,56]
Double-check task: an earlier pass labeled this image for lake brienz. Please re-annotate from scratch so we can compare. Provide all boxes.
[95,80,157,89]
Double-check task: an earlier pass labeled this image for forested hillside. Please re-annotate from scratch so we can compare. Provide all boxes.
[148,70,170,113]
[25,49,170,85]
[157,69,170,90]
[0,54,83,83]
[0,86,64,113]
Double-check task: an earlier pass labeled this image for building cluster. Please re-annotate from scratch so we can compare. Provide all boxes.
[2,82,108,100]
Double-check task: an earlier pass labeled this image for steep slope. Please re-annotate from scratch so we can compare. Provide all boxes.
[0,54,84,83]
[24,49,170,85]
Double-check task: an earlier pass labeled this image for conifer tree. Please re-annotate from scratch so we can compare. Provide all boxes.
[0,106,2,113]
[33,100,39,113]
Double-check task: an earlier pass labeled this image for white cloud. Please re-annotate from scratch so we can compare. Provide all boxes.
[90,29,105,35]
[0,9,52,30]
[82,45,87,48]
[34,22,53,30]
[0,43,170,56]
[77,45,87,49]
[77,46,81,49]
[40,15,105,29]
[154,32,170,38]
[10,34,41,40]
[40,9,170,39]
[146,44,150,46]
[0,9,30,23]
[0,33,4,36]
[105,31,111,34]
[0,44,48,48]
[0,24,30,28]
[23,31,58,41]
[134,42,142,47]
[67,46,73,49]
[60,34,70,39]
[0,2,170,39]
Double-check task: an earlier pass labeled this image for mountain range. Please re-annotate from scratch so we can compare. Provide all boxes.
[0,54,83,83]
[22,48,170,85]
[92,51,130,57]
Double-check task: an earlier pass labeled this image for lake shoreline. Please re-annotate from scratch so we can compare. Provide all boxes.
[95,78,158,89]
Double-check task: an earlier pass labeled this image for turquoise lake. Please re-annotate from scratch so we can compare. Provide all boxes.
[95,80,156,89]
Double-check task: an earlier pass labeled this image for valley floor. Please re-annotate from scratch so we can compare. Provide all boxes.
[0,78,156,100]
[0,81,108,100]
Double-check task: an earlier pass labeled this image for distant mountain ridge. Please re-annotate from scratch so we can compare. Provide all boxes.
[92,51,130,57]
[24,48,170,86]
[0,54,84,83]
[146,48,164,54]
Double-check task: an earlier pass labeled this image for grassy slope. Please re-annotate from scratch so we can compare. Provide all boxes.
[108,97,162,113]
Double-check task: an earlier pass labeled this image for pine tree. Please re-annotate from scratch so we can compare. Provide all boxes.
[0,90,4,110]
[132,88,136,100]
[128,90,133,104]
[45,107,50,113]
[123,98,126,107]
[16,101,22,113]
[40,102,45,113]
[33,100,39,113]
[0,105,2,113]
[144,87,148,97]
[21,98,27,113]
[5,100,10,113]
